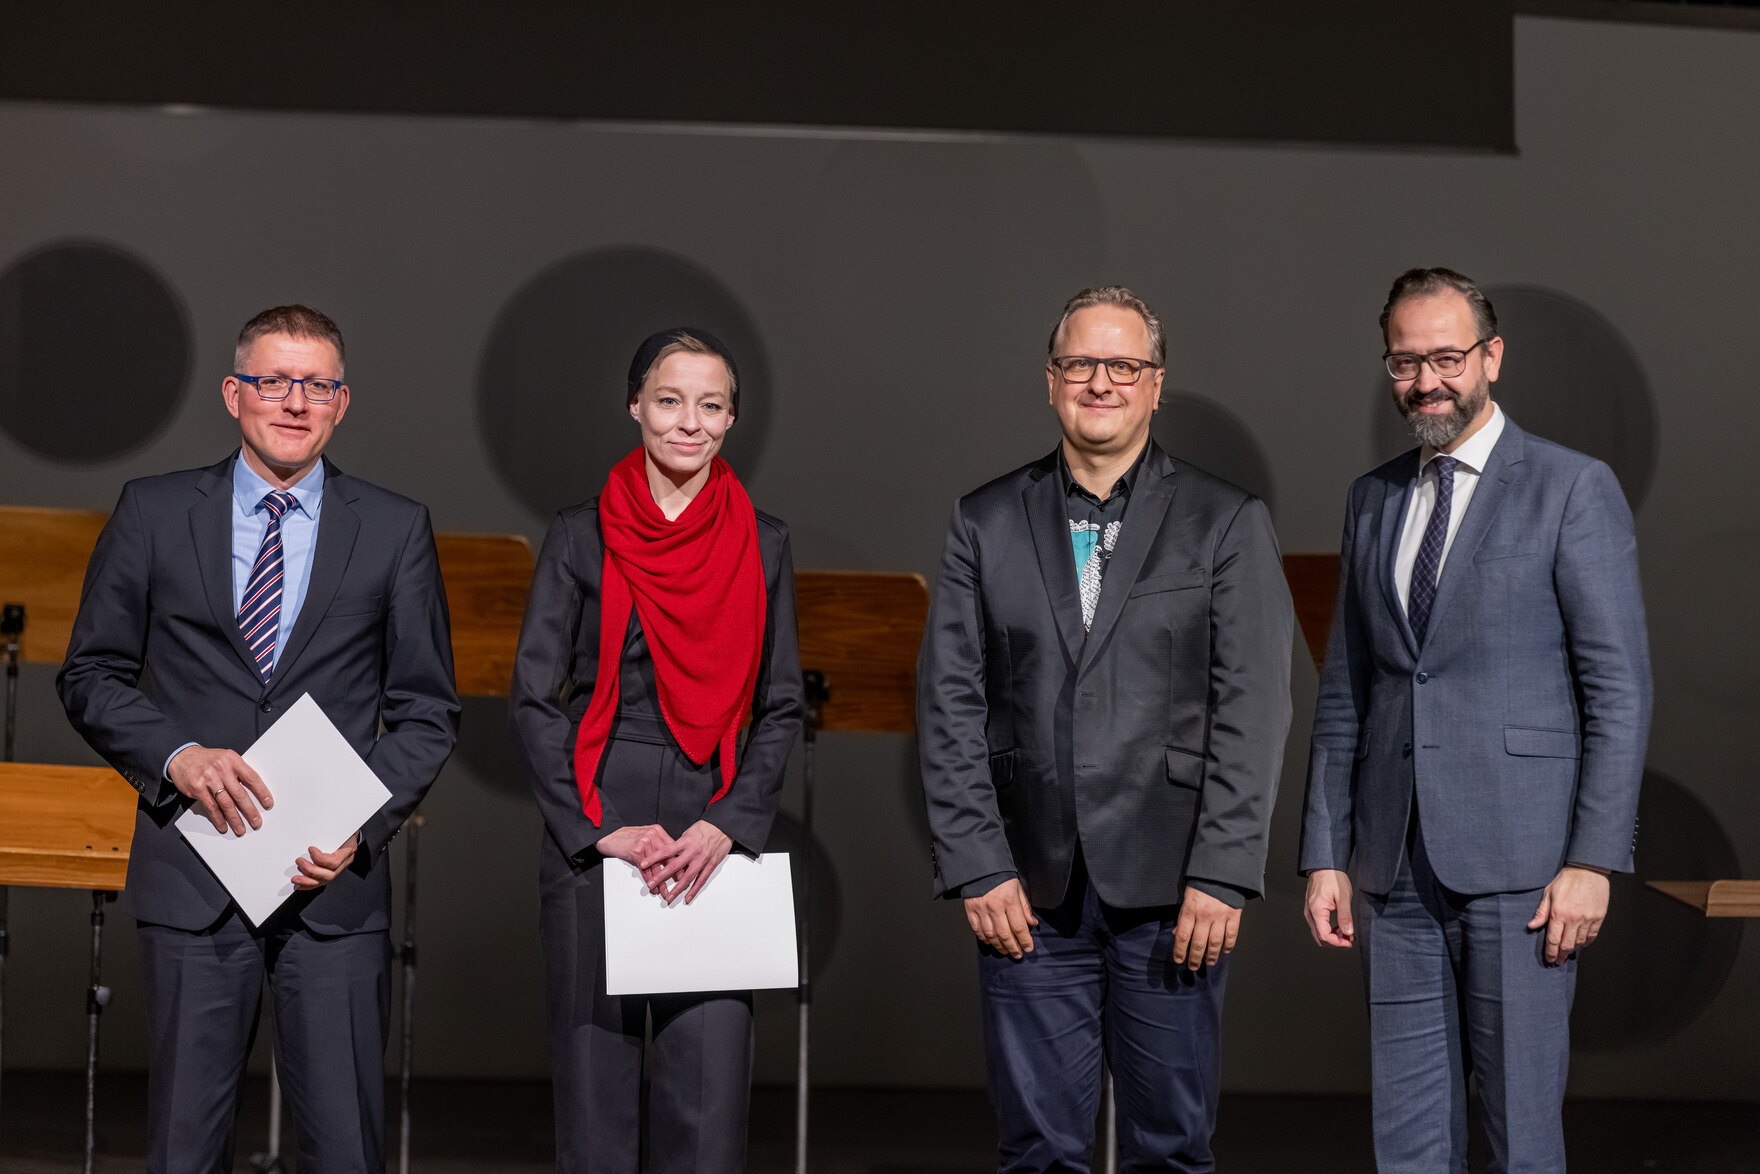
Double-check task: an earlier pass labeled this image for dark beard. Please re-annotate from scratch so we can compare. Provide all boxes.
[1399,381,1487,449]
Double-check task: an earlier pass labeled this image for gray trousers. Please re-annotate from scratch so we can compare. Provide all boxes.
[541,836,754,1174]
[136,913,391,1174]
[1358,817,1577,1173]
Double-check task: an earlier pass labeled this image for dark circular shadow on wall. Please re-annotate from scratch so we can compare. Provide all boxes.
[0,241,190,462]
[478,248,773,519]
[1370,287,1657,512]
[765,812,842,982]
[1572,770,1742,1052]
[1654,528,1760,714]
[1153,392,1277,517]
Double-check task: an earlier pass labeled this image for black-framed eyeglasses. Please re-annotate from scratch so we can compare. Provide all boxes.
[1049,356,1162,385]
[233,374,343,402]
[1383,339,1490,381]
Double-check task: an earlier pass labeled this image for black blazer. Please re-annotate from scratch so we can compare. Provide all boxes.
[58,454,461,934]
[918,442,1294,909]
[509,499,804,865]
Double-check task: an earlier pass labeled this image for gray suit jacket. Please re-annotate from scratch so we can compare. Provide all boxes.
[1298,418,1651,896]
[918,442,1294,910]
[58,454,461,934]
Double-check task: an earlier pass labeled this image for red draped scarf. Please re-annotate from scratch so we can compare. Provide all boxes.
[572,448,767,825]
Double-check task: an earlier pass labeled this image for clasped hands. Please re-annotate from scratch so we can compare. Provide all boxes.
[167,745,360,891]
[598,820,733,905]
[964,877,1241,970]
[1303,864,1610,965]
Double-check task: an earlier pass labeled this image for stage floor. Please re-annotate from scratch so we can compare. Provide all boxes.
[1,1074,1756,1172]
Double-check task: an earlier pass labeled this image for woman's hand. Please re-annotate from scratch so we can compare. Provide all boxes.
[645,820,734,905]
[596,824,679,893]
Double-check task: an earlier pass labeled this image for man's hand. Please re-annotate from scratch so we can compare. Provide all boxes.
[1303,868,1356,948]
[597,824,679,892]
[168,745,274,835]
[1528,865,1610,965]
[1173,885,1242,970]
[964,878,1039,960]
[643,821,734,905]
[293,833,360,890]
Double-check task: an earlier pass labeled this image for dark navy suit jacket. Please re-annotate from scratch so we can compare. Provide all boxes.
[1299,418,1651,895]
[58,453,461,933]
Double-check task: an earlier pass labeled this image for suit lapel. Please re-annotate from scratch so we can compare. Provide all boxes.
[190,456,262,678]
[1079,445,1176,674]
[1376,452,1422,661]
[1420,421,1525,644]
[270,463,361,688]
[1023,455,1086,668]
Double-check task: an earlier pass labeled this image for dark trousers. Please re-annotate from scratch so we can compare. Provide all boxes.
[136,912,391,1174]
[541,838,753,1174]
[978,855,1229,1174]
[1358,816,1576,1173]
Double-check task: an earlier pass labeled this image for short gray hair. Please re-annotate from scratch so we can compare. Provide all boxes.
[234,304,346,375]
[1047,286,1165,366]
[1380,268,1498,343]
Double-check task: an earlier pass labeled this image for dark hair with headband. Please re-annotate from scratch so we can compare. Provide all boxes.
[626,328,740,419]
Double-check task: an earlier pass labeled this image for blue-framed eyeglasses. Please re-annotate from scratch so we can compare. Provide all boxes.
[233,374,343,402]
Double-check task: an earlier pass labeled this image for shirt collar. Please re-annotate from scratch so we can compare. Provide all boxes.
[1421,401,1505,477]
[233,449,325,518]
[1060,438,1151,504]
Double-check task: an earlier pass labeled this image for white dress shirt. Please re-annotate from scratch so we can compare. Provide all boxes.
[1394,402,1506,615]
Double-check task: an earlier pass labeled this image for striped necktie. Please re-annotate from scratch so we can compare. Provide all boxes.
[1407,455,1457,645]
[238,490,299,681]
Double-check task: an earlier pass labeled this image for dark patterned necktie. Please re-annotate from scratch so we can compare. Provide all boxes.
[1407,456,1457,645]
[238,490,298,681]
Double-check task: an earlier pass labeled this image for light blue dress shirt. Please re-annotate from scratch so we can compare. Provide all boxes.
[231,452,325,670]
[163,452,326,778]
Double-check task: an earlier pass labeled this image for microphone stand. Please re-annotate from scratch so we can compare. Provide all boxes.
[0,602,25,1141]
[794,670,828,1174]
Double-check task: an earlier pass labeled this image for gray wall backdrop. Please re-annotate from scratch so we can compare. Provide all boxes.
[1,17,1755,1098]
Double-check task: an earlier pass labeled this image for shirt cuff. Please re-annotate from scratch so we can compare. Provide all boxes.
[1187,878,1251,909]
[163,742,199,781]
[1566,862,1612,876]
[958,871,1017,899]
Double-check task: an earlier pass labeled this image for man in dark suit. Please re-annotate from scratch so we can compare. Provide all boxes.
[1300,269,1650,1171]
[919,286,1294,1172]
[58,305,459,1174]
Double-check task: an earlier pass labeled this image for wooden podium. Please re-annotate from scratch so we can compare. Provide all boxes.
[0,762,136,1172]
[1648,880,1760,918]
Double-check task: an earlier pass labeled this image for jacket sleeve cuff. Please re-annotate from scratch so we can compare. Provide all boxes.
[1187,878,1251,909]
[957,871,1017,900]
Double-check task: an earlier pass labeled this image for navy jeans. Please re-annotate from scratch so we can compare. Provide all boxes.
[978,856,1229,1174]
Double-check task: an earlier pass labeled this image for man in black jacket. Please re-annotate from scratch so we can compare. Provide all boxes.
[918,287,1293,1172]
[59,305,459,1174]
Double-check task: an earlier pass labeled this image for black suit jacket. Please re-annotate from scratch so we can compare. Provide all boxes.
[918,442,1294,909]
[58,454,461,934]
[509,500,804,865]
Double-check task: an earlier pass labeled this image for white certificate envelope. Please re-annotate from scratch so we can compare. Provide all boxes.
[176,693,392,927]
[603,852,800,995]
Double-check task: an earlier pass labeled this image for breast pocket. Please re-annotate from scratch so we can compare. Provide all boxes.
[1128,569,1207,599]
[326,593,384,619]
[1475,541,1543,563]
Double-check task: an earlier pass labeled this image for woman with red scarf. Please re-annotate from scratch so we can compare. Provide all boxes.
[510,328,804,1173]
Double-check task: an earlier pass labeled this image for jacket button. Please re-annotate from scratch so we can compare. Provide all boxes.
[260,702,273,713]
[1416,672,1429,684]
[1402,743,1412,758]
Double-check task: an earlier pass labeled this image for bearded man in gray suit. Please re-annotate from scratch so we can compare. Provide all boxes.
[1300,268,1650,1172]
